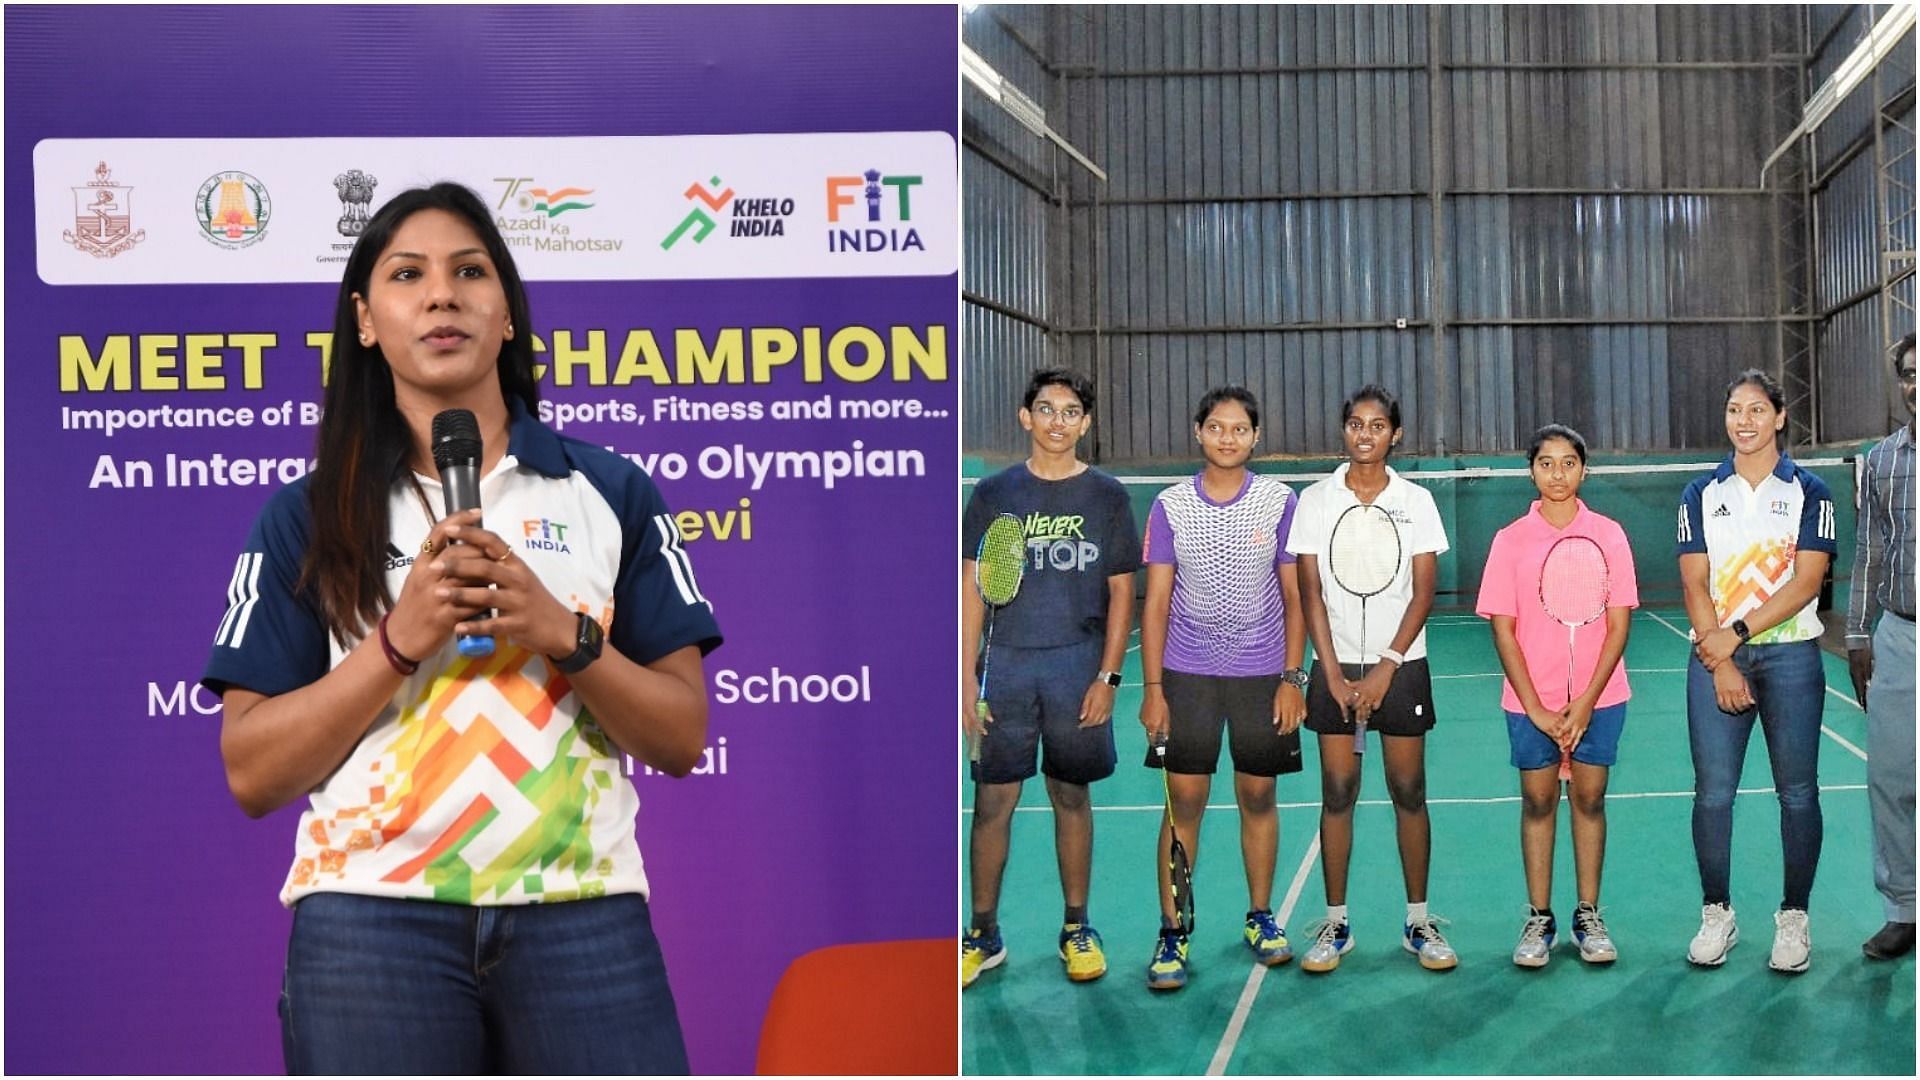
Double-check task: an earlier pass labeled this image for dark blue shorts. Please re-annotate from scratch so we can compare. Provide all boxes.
[1505,702,1628,771]
[974,638,1116,786]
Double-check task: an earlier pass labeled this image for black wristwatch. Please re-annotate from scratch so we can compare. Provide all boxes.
[551,612,605,674]
[1731,619,1752,644]
[1097,670,1123,688]
[1282,668,1311,691]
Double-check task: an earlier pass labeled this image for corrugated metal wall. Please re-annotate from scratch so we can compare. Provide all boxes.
[1809,3,1916,442]
[963,5,1058,455]
[965,4,1840,462]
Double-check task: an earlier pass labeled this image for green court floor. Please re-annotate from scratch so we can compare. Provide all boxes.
[961,610,1916,1075]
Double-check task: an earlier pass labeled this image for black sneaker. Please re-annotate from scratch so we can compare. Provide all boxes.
[1863,921,1916,960]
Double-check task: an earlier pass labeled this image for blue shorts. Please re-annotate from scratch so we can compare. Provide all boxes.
[1505,702,1627,771]
[974,638,1116,786]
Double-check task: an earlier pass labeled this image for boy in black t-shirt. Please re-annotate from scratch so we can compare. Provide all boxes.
[962,368,1142,987]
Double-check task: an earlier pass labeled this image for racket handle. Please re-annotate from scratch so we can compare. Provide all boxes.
[969,701,987,763]
[1352,717,1367,756]
[1558,751,1572,783]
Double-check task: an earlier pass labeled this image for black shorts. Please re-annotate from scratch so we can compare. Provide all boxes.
[1161,669,1303,777]
[974,639,1117,786]
[1304,658,1437,739]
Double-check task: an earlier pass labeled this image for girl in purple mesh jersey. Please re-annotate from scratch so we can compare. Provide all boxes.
[1138,386,1309,991]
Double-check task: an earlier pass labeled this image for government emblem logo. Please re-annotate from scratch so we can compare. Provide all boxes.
[334,169,377,237]
[62,161,146,258]
[196,170,272,248]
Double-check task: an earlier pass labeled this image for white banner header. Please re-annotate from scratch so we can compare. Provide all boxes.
[35,132,956,285]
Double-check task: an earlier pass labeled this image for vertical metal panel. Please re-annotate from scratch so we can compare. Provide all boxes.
[961,306,1051,458]
[1819,288,1917,441]
[1816,144,1883,311]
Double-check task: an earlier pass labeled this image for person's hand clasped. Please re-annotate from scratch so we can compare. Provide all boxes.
[1695,626,1741,671]
[386,510,576,663]
[1712,662,1755,715]
[1350,664,1394,724]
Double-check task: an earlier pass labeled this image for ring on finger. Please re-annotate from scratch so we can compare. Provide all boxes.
[497,548,514,563]
[420,538,437,554]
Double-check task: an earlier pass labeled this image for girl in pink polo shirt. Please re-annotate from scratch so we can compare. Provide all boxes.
[1476,425,1638,969]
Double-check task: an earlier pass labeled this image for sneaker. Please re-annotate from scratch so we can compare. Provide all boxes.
[1243,910,1294,966]
[962,927,1007,988]
[1058,923,1108,982]
[1146,929,1190,991]
[1573,905,1617,964]
[1770,909,1810,974]
[1300,919,1353,973]
[1404,914,1459,971]
[1687,903,1738,967]
[1513,913,1556,968]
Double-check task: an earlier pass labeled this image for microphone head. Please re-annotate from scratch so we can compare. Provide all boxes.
[430,409,482,471]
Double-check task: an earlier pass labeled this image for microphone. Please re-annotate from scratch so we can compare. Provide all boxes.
[430,408,495,658]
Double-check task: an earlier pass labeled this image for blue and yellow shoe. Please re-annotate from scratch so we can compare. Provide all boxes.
[1146,929,1190,991]
[1058,923,1108,982]
[1244,910,1293,966]
[962,927,1007,988]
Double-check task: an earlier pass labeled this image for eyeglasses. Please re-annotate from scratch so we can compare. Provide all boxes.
[1032,403,1085,421]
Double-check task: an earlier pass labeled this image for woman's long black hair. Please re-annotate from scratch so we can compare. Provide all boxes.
[299,182,541,645]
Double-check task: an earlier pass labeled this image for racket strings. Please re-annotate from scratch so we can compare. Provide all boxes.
[1328,505,1401,598]
[1540,537,1610,625]
[975,515,1028,607]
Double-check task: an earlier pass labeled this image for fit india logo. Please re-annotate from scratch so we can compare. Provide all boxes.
[825,168,924,253]
[522,518,573,554]
[334,169,378,238]
[196,170,272,249]
[63,160,147,258]
[661,175,795,251]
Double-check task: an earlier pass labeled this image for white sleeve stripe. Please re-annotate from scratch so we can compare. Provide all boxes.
[214,553,260,647]
[228,555,265,647]
[653,515,710,608]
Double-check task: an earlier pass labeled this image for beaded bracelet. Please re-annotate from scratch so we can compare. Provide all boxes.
[378,613,421,676]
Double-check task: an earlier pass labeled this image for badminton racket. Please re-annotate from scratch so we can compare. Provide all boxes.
[1326,503,1402,755]
[1539,535,1610,782]
[970,513,1026,762]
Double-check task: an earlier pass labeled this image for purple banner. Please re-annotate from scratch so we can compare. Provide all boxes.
[5,6,958,1075]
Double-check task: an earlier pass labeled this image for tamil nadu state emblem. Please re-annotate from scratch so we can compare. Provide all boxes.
[196,170,272,248]
[63,161,147,258]
[335,169,377,237]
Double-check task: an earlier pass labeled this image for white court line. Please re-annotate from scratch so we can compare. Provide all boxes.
[1643,609,1869,761]
[1207,831,1320,1077]
[966,784,1871,816]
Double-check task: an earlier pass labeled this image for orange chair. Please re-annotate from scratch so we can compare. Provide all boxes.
[755,938,957,1075]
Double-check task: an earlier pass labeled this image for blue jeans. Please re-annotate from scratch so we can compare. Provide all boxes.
[282,892,689,1074]
[1686,641,1825,911]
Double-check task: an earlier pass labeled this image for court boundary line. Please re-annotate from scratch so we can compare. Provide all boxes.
[1643,611,1869,761]
[966,784,1871,815]
[1206,832,1320,1076]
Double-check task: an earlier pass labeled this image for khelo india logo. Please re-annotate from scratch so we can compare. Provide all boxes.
[62,161,147,258]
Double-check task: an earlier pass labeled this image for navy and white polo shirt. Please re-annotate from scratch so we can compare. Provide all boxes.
[1675,453,1837,645]
[203,404,722,908]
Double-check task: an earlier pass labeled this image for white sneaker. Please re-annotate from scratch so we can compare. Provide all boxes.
[1687,903,1738,966]
[1512,913,1555,968]
[1770,909,1810,973]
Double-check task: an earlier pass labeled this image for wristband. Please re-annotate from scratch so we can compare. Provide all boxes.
[1379,647,1405,666]
[378,613,421,676]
